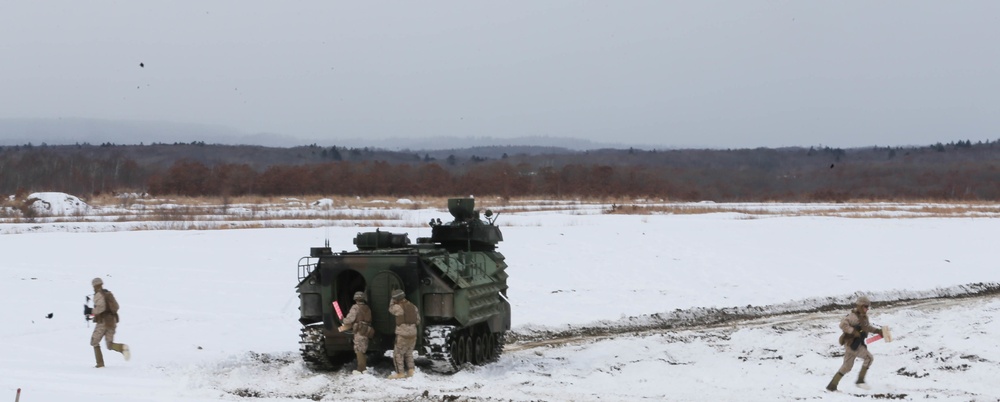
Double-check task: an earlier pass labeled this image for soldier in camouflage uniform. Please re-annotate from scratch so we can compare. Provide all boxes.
[89,277,130,368]
[826,295,883,391]
[337,291,374,374]
[387,289,420,379]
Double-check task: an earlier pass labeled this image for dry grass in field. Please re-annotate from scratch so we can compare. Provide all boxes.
[603,202,1000,218]
[2,193,411,229]
[89,194,455,211]
[5,195,1000,233]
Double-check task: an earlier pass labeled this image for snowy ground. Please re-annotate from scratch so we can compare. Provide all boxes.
[2,193,999,401]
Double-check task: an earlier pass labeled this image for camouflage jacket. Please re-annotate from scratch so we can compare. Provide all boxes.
[92,289,120,328]
[838,308,879,346]
[342,302,373,337]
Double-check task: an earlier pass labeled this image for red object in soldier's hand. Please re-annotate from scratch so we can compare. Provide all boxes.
[865,325,893,344]
[333,301,344,321]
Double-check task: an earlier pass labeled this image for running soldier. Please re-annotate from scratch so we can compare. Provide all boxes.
[826,295,883,391]
[89,277,130,368]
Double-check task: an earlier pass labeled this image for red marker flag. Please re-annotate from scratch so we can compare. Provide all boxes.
[865,325,893,344]
[332,301,344,321]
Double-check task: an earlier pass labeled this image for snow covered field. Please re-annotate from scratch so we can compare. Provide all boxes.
[2,193,999,401]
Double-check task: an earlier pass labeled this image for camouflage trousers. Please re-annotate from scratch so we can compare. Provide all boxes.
[90,323,116,348]
[352,333,369,354]
[838,344,873,374]
[393,335,416,373]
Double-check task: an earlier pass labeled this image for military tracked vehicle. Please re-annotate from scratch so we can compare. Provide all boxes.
[296,198,510,373]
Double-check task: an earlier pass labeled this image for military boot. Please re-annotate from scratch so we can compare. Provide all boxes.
[355,353,367,374]
[856,366,870,389]
[825,372,843,391]
[110,343,131,361]
[387,371,406,379]
[406,368,415,378]
[94,346,105,368]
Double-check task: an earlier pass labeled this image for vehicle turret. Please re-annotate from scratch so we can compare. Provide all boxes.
[428,198,502,252]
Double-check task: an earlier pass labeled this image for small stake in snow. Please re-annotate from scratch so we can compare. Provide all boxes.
[15,388,21,402]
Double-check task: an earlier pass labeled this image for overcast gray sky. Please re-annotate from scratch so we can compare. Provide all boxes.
[2,1,999,149]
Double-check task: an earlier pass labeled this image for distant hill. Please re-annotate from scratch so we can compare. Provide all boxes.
[0,118,650,152]
[0,118,300,147]
[330,136,641,152]
[3,121,999,202]
[0,141,580,170]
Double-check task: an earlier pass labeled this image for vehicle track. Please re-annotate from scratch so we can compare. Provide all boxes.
[505,286,1000,352]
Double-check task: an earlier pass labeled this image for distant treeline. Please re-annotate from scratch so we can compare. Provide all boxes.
[2,140,1000,201]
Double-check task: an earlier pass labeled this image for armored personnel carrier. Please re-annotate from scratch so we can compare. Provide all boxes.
[296,198,510,373]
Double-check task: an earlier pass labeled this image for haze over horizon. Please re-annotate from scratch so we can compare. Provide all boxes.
[3,2,999,149]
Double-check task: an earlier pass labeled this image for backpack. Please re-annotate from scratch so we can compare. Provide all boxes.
[103,290,120,322]
[104,290,119,312]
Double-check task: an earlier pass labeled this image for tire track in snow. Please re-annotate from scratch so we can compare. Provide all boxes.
[505,283,1000,352]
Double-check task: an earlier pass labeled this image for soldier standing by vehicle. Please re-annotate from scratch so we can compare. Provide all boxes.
[387,289,420,379]
[89,277,130,368]
[337,291,374,374]
[826,295,883,391]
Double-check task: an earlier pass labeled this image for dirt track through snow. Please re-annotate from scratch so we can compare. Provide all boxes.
[199,291,1000,401]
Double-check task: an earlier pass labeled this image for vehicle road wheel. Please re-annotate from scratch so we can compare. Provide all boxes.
[451,336,464,365]
[461,335,472,365]
[473,334,485,364]
[484,332,496,362]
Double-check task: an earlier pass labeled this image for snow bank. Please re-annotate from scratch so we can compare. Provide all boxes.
[26,192,91,216]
